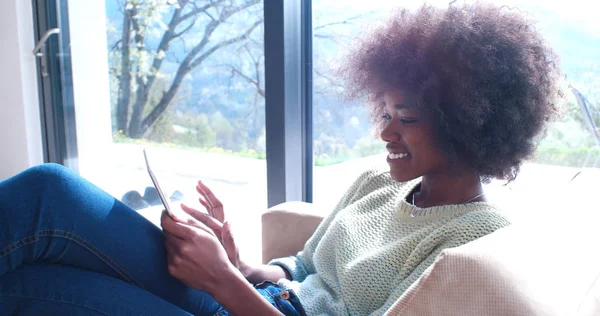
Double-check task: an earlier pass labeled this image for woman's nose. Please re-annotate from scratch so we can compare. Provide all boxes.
[380,122,399,142]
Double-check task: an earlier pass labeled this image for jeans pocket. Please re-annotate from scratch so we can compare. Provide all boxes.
[269,288,307,316]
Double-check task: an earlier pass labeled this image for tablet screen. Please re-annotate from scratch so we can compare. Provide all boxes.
[143,148,171,214]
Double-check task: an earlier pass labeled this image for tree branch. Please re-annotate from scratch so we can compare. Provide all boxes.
[230,66,264,97]
[189,18,262,69]
[139,2,262,134]
[240,44,264,97]
[243,44,258,65]
[176,1,221,24]
[230,67,257,86]
[133,1,189,124]
[313,14,365,31]
[115,6,134,132]
[128,8,149,136]
[218,0,261,21]
[110,39,123,52]
[254,56,262,95]
[314,68,346,89]
[172,19,196,39]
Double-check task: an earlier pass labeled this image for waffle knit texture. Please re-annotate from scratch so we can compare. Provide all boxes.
[269,168,510,315]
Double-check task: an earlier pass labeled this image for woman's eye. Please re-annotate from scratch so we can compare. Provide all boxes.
[381,113,392,121]
[400,117,418,124]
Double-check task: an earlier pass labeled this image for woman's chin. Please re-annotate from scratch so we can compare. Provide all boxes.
[389,169,418,183]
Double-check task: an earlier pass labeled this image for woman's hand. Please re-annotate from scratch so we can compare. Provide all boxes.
[162,210,282,315]
[181,181,253,277]
[161,210,238,294]
[179,181,290,285]
[196,180,224,223]
[179,203,245,274]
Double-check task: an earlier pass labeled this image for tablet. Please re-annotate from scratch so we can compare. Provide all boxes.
[143,148,179,219]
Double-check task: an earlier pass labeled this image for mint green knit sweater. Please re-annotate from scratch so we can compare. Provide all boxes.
[269,169,510,315]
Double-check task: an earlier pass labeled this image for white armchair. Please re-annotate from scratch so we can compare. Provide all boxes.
[262,202,600,316]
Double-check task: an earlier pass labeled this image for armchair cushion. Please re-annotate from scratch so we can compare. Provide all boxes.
[261,202,325,264]
[386,216,600,316]
[384,177,600,316]
[262,201,600,316]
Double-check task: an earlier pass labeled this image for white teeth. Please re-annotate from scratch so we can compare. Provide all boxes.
[388,152,408,160]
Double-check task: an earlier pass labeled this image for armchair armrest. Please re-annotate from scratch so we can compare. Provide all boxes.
[261,201,325,264]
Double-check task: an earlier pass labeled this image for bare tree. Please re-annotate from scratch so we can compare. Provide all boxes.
[111,0,262,138]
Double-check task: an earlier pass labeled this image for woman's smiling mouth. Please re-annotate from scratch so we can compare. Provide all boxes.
[388,152,409,160]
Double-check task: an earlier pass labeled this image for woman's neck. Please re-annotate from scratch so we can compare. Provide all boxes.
[413,171,484,208]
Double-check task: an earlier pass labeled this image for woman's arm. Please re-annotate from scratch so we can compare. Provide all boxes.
[241,263,292,284]
[186,170,381,287]
[266,169,381,282]
[178,204,292,284]
[162,213,283,314]
[213,268,283,316]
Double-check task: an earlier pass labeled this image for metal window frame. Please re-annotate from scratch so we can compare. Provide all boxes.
[33,0,313,206]
[32,0,78,171]
[264,0,313,207]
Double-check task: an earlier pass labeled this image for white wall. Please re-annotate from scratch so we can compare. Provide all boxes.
[0,0,113,180]
[0,1,43,180]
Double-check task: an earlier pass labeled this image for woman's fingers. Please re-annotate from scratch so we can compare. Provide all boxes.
[164,231,181,250]
[180,203,223,234]
[197,196,210,210]
[221,221,239,266]
[179,203,204,221]
[196,180,225,222]
[163,233,180,276]
[161,211,184,239]
[161,213,191,239]
[196,181,220,203]
[196,184,216,214]
[195,184,212,217]
[161,217,234,292]
[161,209,214,239]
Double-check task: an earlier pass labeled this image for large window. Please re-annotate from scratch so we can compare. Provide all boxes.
[35,0,599,260]
[100,0,266,218]
[311,2,396,209]
[311,0,600,216]
[41,0,267,264]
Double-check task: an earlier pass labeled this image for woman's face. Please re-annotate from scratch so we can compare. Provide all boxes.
[380,89,450,182]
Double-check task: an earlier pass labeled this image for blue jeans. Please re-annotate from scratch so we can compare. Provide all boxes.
[0,164,306,316]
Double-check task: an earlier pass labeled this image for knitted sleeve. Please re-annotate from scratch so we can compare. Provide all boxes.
[268,169,382,282]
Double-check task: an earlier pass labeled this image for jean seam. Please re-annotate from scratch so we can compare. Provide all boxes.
[0,229,142,288]
[1,294,109,315]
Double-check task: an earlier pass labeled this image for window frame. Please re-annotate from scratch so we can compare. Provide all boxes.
[34,0,313,207]
[32,0,78,172]
[264,0,313,207]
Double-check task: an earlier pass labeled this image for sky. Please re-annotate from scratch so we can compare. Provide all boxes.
[314,0,600,37]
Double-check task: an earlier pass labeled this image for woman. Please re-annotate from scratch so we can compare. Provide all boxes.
[0,3,559,315]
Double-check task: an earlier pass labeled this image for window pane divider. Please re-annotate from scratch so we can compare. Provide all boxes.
[264,0,313,207]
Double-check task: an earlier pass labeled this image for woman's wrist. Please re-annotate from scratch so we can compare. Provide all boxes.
[240,263,291,284]
[212,265,245,295]
[212,268,282,316]
[239,261,255,280]
[198,262,241,296]
[241,263,267,284]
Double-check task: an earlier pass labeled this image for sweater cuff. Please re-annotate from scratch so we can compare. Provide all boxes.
[268,256,309,282]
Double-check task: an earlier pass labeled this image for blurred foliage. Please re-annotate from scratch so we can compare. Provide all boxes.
[534,145,600,168]
[106,1,600,169]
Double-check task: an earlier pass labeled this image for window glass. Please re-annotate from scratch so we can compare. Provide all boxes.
[67,0,265,263]
[312,0,600,218]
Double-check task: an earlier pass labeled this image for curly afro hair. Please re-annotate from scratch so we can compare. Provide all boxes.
[340,3,561,181]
